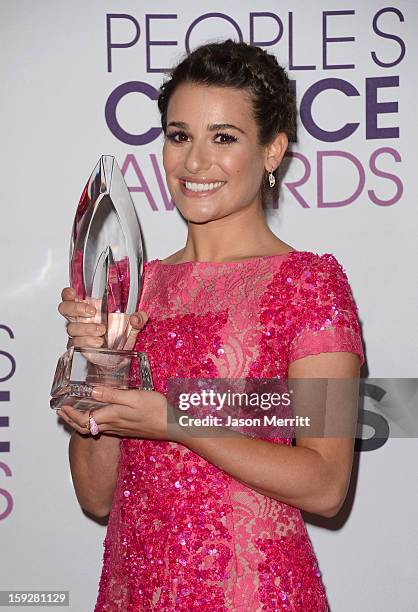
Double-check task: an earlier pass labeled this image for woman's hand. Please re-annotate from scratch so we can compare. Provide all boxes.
[57,387,168,440]
[58,286,149,349]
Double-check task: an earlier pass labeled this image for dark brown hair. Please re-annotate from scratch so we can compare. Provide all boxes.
[157,39,297,201]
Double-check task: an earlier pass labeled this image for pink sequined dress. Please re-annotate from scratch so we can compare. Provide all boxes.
[94,251,364,611]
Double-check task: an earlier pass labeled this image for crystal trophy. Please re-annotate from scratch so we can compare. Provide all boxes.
[50,155,154,411]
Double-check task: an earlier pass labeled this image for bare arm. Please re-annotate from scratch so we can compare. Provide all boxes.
[68,432,120,517]
[57,286,148,517]
[173,351,359,518]
[58,281,359,519]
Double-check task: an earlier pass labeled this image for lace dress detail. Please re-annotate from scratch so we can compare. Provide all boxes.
[94,251,364,611]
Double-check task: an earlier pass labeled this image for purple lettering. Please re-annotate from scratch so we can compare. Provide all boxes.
[150,154,175,211]
[371,8,406,68]
[121,154,159,211]
[146,14,178,73]
[106,14,141,73]
[185,13,243,54]
[105,82,161,145]
[0,350,15,383]
[366,76,399,139]
[249,12,284,47]
[317,151,365,207]
[368,147,403,206]
[283,152,311,208]
[0,462,13,520]
[300,78,360,142]
[323,10,355,69]
[289,12,316,70]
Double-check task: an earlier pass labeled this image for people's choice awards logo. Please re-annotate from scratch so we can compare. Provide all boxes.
[104,9,405,210]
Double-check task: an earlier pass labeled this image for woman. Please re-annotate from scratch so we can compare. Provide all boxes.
[57,40,364,611]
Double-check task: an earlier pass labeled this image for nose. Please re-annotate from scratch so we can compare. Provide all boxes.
[184,138,212,174]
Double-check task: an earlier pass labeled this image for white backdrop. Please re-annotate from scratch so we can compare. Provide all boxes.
[1,1,417,610]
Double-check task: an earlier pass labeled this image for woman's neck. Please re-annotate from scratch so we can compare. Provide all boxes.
[165,206,295,264]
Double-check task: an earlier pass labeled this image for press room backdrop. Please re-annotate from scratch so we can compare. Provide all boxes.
[1,1,417,610]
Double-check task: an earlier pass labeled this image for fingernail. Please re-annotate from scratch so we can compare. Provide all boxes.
[87,307,95,315]
[89,416,99,436]
[131,315,140,326]
[91,387,102,399]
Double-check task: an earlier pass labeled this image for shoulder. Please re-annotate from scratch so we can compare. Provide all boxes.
[279,252,364,367]
[142,259,161,283]
[284,250,347,274]
[264,250,361,329]
[143,259,157,268]
[283,251,361,332]
[280,251,353,299]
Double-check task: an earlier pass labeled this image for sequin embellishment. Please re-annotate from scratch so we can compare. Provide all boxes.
[95,253,363,610]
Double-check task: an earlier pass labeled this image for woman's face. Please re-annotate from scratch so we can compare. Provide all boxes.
[162,82,272,224]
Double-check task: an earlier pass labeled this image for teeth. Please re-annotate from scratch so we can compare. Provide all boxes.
[184,181,225,192]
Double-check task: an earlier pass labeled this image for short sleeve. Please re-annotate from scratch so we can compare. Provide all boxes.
[288,253,364,366]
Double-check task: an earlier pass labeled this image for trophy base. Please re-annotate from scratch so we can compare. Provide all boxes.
[50,346,154,411]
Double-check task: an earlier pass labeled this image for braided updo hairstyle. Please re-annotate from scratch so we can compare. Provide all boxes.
[157,39,297,205]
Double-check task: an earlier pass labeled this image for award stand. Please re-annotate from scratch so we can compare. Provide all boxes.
[50,155,154,411]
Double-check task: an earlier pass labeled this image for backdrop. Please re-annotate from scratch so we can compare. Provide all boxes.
[1,1,417,610]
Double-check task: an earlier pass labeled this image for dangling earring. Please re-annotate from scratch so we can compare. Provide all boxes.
[268,171,276,188]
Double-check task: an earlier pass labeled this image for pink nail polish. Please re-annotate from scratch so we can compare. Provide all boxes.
[89,416,99,436]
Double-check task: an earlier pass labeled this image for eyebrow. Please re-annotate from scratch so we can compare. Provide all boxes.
[166,121,246,135]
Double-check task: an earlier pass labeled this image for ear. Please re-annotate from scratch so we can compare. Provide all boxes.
[264,132,288,173]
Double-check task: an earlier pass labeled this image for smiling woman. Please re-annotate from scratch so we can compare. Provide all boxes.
[58,39,364,611]
[161,82,281,227]
[159,41,296,223]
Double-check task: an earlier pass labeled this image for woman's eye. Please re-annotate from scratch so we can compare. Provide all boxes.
[215,132,238,144]
[165,131,238,145]
[166,130,188,143]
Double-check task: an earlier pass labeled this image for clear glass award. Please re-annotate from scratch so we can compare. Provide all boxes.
[50,155,154,411]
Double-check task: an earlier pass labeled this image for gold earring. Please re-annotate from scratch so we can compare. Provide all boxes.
[268,171,276,188]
